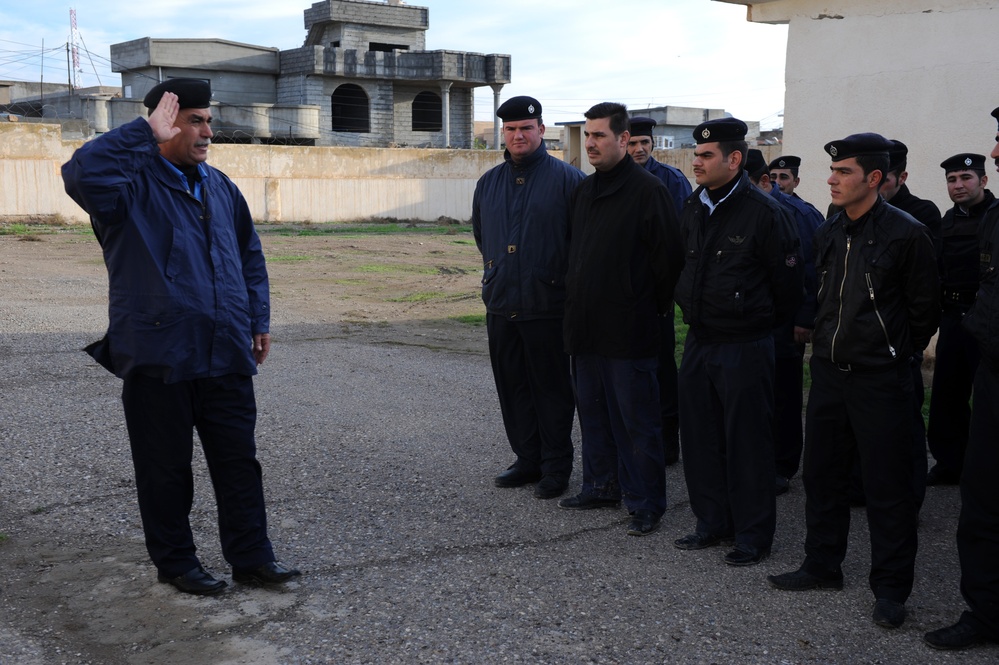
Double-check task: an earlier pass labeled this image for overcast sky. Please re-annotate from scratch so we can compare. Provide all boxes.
[0,0,789,128]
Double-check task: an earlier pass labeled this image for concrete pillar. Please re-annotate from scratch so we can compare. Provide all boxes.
[440,81,453,148]
[490,84,504,150]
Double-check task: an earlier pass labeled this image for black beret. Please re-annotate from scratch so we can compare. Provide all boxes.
[992,107,999,131]
[823,132,893,162]
[744,149,769,178]
[768,155,801,170]
[940,153,986,173]
[143,78,212,110]
[497,96,542,121]
[694,117,747,144]
[887,139,908,172]
[629,116,656,138]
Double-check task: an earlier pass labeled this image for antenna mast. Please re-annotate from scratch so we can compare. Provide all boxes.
[70,8,82,89]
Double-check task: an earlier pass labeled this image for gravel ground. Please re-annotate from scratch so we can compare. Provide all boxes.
[0,230,995,664]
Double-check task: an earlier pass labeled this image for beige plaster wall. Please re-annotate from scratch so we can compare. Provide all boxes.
[735,0,999,212]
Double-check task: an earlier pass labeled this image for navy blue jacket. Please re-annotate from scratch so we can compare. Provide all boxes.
[644,156,692,216]
[62,117,270,383]
[472,143,584,319]
[769,185,822,353]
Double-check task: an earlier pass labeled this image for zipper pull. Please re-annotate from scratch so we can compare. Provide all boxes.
[715,250,722,263]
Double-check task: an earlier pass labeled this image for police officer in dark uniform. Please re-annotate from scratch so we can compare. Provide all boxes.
[745,150,822,495]
[769,133,940,630]
[926,153,993,486]
[672,119,803,567]
[627,116,693,466]
[769,155,803,198]
[923,108,999,652]
[472,96,585,500]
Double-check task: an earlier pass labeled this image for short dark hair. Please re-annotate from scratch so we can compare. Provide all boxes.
[584,102,629,136]
[719,140,748,168]
[856,153,890,182]
[886,158,907,178]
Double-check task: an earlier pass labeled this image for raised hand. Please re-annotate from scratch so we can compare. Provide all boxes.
[145,91,181,143]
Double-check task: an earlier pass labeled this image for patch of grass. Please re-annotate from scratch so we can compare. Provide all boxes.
[257,219,472,237]
[451,313,486,326]
[388,291,448,303]
[0,533,7,544]
[356,264,439,275]
[268,254,311,262]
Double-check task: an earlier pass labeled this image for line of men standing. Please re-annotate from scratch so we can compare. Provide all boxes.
[473,95,999,649]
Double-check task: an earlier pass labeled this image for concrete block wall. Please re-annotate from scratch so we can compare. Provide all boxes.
[305,0,429,35]
[317,23,426,52]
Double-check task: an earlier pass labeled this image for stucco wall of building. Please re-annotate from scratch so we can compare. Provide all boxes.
[724,0,999,212]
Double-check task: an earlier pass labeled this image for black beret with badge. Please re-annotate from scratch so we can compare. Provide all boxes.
[693,117,748,144]
[629,116,657,138]
[940,153,986,174]
[768,155,801,171]
[496,96,542,121]
[823,132,894,162]
[143,78,212,110]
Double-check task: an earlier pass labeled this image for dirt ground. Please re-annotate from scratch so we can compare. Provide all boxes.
[0,225,490,665]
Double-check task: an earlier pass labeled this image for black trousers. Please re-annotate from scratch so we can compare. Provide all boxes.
[773,342,805,479]
[956,364,999,639]
[657,311,679,453]
[803,357,919,603]
[678,332,776,550]
[927,307,979,475]
[486,315,574,479]
[122,372,275,577]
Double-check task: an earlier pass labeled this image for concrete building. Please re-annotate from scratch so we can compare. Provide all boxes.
[718,0,999,212]
[1,0,511,148]
[112,1,510,148]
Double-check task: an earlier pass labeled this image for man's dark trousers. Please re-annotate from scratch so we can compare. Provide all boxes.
[956,364,999,639]
[573,354,665,516]
[678,332,776,551]
[803,357,919,603]
[486,314,574,479]
[927,307,979,477]
[122,372,275,578]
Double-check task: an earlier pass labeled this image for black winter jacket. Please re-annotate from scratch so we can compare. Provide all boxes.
[674,172,804,343]
[812,197,940,367]
[563,155,684,358]
[962,199,999,369]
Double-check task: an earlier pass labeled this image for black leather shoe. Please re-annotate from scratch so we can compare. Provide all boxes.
[232,561,302,585]
[768,567,843,591]
[158,565,227,596]
[558,493,621,510]
[494,465,542,488]
[534,475,568,500]
[724,544,770,567]
[926,464,960,486]
[627,510,661,536]
[872,598,906,628]
[924,620,987,650]
[673,532,728,550]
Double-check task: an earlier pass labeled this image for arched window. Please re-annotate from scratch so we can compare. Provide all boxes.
[331,84,369,133]
[412,91,442,132]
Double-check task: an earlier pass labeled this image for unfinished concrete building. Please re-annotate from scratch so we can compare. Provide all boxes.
[110,0,510,147]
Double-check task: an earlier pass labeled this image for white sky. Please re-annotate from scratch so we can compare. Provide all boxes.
[0,0,789,128]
